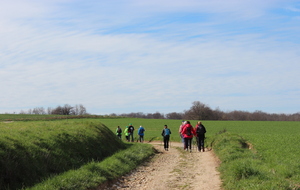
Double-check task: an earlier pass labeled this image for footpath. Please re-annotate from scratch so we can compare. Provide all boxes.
[98,141,222,190]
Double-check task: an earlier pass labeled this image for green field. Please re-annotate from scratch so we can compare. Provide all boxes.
[98,118,300,189]
[1,115,300,189]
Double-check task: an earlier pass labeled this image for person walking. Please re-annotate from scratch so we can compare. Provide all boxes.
[161,125,171,151]
[195,121,207,152]
[179,121,186,148]
[124,126,129,142]
[137,125,145,142]
[181,121,196,152]
[128,123,135,142]
[116,126,122,139]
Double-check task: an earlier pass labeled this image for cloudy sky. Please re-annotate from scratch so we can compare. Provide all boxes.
[1,0,299,115]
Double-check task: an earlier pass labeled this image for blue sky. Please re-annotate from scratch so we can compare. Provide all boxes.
[1,0,300,115]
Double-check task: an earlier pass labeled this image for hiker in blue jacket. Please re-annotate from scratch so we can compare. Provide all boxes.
[138,125,145,142]
[161,125,171,151]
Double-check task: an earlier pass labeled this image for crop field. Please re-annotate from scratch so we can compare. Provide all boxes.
[99,118,300,189]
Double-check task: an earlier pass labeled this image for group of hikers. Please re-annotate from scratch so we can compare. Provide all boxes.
[162,121,207,152]
[115,120,207,152]
[178,120,207,152]
[115,123,145,143]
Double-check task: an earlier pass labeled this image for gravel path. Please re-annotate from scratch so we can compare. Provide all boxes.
[99,141,222,190]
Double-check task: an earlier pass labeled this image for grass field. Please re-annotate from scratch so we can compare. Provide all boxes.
[98,118,300,189]
[1,115,299,189]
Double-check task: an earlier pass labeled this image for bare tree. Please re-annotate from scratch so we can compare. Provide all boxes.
[184,101,213,120]
[19,110,26,114]
[27,109,32,114]
[152,112,165,119]
[61,104,73,115]
[78,104,87,115]
[166,112,184,119]
[32,107,46,115]
[47,107,52,115]
[51,106,63,115]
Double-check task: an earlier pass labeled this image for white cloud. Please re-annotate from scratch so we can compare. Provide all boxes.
[0,0,299,114]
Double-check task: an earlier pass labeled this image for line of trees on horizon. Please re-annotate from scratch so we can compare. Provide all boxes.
[110,101,300,121]
[19,104,88,115]
[8,101,300,121]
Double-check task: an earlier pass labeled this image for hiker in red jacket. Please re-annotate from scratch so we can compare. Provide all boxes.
[181,121,196,152]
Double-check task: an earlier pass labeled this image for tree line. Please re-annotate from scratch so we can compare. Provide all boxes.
[16,101,300,121]
[111,101,300,121]
[19,104,88,115]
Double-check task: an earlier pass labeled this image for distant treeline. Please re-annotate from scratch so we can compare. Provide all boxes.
[111,101,300,121]
[9,101,300,121]
[19,104,88,115]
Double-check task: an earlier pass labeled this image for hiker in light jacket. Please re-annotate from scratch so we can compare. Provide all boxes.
[124,126,129,142]
[181,121,196,152]
[179,120,186,148]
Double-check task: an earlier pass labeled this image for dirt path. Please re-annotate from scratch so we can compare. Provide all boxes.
[99,141,222,190]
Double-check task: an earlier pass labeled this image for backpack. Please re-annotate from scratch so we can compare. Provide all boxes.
[128,126,133,133]
[139,127,144,134]
[164,128,170,136]
[186,126,192,136]
[196,125,206,134]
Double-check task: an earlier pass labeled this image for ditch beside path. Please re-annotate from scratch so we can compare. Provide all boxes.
[99,141,222,190]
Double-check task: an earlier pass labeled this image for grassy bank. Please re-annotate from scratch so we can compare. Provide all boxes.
[212,131,299,190]
[26,143,154,190]
[0,120,125,189]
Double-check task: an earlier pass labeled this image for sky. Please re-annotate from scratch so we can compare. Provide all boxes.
[1,0,300,115]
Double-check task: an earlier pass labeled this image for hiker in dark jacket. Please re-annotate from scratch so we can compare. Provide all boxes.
[128,123,135,142]
[195,121,207,152]
[161,125,171,151]
[116,126,122,139]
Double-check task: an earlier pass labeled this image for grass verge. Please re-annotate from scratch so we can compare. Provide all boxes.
[26,143,155,190]
[211,131,298,190]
